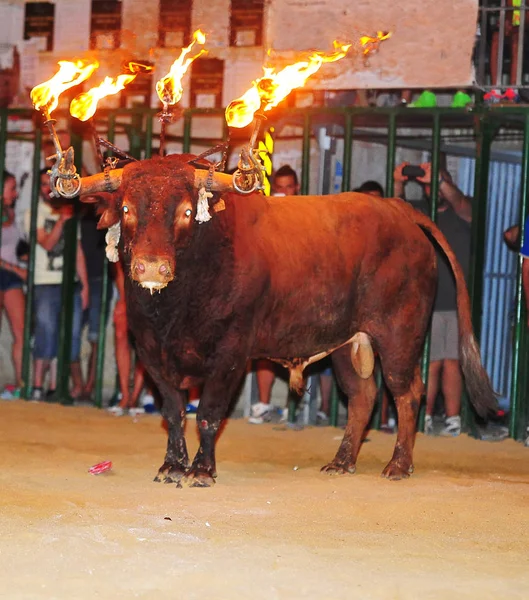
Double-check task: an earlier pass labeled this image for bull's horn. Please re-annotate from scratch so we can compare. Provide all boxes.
[194,170,234,191]
[78,169,124,195]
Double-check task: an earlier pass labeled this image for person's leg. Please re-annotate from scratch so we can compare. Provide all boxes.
[130,359,145,407]
[441,360,463,418]
[426,360,442,416]
[69,287,84,398]
[113,299,131,409]
[319,372,333,416]
[32,285,59,398]
[4,287,25,387]
[83,341,97,396]
[439,311,462,436]
[255,359,275,405]
[250,359,276,423]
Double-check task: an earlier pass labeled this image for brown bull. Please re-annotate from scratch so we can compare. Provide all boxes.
[81,154,496,486]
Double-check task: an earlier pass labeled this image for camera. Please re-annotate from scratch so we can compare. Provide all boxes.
[402,165,425,179]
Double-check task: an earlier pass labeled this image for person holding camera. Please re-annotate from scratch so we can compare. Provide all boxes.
[394,161,472,437]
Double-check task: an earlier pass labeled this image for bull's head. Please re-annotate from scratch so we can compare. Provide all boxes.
[79,155,234,292]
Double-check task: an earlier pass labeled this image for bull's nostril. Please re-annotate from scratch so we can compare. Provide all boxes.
[135,261,145,274]
[159,263,168,275]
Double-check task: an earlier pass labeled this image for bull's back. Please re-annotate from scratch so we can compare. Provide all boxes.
[233,193,437,355]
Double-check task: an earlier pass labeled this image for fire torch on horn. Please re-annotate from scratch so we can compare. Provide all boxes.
[225,40,352,194]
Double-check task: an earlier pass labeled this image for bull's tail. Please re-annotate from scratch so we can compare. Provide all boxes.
[406,206,498,418]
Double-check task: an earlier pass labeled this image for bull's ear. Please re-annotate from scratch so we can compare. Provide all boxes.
[97,207,120,230]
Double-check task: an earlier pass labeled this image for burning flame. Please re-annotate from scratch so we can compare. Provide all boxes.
[156,29,207,106]
[123,61,154,74]
[359,31,392,56]
[226,41,351,129]
[70,74,137,121]
[30,60,99,117]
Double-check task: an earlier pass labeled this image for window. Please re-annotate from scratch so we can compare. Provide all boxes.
[190,58,224,108]
[90,0,122,50]
[24,2,55,52]
[159,0,192,48]
[230,0,264,47]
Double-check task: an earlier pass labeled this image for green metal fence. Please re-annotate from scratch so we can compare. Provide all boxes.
[1,103,528,439]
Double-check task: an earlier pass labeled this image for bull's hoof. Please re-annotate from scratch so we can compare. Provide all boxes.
[154,462,187,484]
[381,462,413,480]
[182,467,216,488]
[320,461,356,475]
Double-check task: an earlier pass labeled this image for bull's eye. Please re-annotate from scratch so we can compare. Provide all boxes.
[184,208,192,217]
[122,206,129,214]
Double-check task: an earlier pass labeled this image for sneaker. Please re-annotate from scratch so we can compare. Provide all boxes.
[440,415,461,437]
[424,415,434,435]
[129,407,145,417]
[316,410,329,426]
[186,399,200,414]
[31,387,43,402]
[248,402,273,424]
[1,385,20,400]
[107,405,127,416]
[141,392,158,413]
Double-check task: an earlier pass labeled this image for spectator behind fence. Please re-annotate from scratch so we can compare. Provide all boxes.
[249,165,334,425]
[107,259,149,416]
[25,168,89,401]
[394,160,471,437]
[0,171,27,400]
[79,202,113,402]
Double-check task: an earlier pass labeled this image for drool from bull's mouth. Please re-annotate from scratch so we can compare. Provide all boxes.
[74,153,497,488]
[140,281,168,294]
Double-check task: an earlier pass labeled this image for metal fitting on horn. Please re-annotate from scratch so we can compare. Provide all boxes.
[77,169,124,196]
[194,170,234,191]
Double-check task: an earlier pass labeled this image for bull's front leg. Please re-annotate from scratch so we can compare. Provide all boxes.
[183,364,246,488]
[152,384,190,485]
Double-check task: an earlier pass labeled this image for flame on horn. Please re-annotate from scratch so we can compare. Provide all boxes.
[70,73,137,121]
[156,29,207,106]
[225,41,351,129]
[30,60,99,117]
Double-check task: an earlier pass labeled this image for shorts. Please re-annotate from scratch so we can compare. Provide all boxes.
[33,283,83,361]
[429,310,459,362]
[0,268,23,292]
[83,276,112,343]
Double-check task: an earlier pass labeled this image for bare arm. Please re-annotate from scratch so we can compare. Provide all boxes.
[0,258,27,281]
[36,205,73,252]
[504,224,520,251]
[418,163,472,222]
[439,176,472,223]
[393,162,409,198]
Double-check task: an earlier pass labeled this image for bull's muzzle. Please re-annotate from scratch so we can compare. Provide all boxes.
[132,257,173,293]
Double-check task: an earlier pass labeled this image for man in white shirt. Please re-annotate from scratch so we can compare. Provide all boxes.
[26,169,89,401]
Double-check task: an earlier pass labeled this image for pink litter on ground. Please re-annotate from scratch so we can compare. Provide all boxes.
[88,461,112,475]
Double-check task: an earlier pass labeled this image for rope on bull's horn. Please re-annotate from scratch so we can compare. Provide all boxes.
[103,158,121,262]
[196,164,215,223]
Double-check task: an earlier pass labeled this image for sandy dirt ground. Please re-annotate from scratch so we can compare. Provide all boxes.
[1,402,528,600]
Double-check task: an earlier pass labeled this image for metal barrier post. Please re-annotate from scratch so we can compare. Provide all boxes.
[465,116,494,432]
[21,125,42,399]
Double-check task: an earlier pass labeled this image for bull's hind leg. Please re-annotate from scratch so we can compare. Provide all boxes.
[382,365,424,480]
[153,384,189,485]
[321,344,377,475]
